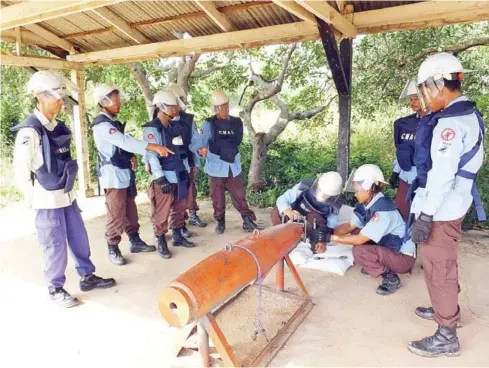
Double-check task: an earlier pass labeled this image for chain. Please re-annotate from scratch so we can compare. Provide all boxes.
[224,243,269,342]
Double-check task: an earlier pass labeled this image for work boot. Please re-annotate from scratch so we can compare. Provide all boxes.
[415,306,463,328]
[172,228,195,248]
[129,233,156,253]
[80,274,116,292]
[408,325,460,357]
[181,225,191,239]
[156,235,171,259]
[49,287,79,308]
[189,211,208,227]
[242,216,262,232]
[215,219,225,234]
[376,269,401,295]
[108,244,126,266]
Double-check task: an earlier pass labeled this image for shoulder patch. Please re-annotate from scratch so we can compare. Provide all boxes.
[441,128,456,141]
[370,213,380,223]
[147,133,155,139]
[109,127,117,135]
[199,129,204,135]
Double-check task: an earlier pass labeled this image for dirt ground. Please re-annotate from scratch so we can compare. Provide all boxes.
[1,197,488,368]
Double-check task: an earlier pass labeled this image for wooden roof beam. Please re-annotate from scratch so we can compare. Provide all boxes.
[194,1,235,32]
[295,0,356,38]
[271,1,317,24]
[1,53,83,70]
[92,7,151,44]
[2,29,56,48]
[0,0,124,31]
[23,23,77,53]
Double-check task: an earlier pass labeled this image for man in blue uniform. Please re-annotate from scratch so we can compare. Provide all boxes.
[92,84,173,266]
[144,90,195,258]
[271,172,344,254]
[333,164,416,295]
[408,53,485,357]
[190,90,260,234]
[12,71,116,308]
[389,80,427,219]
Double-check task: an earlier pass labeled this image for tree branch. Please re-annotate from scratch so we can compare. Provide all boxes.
[289,104,327,121]
[277,43,297,88]
[191,65,225,78]
[128,62,154,120]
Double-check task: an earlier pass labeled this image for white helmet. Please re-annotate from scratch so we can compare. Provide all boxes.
[167,83,186,99]
[93,83,119,106]
[399,80,417,101]
[309,171,343,202]
[211,90,229,106]
[153,90,179,113]
[346,164,388,191]
[417,52,467,85]
[27,71,74,99]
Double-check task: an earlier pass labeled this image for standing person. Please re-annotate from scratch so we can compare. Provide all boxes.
[389,80,427,220]
[12,71,116,308]
[92,84,173,266]
[190,90,260,234]
[144,90,195,258]
[167,83,207,234]
[332,165,416,295]
[270,172,344,254]
[408,52,485,358]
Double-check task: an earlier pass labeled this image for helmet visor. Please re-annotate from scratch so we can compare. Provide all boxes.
[399,80,417,101]
[416,76,445,111]
[343,168,357,193]
[309,174,333,203]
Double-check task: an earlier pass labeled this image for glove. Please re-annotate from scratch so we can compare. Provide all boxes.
[389,172,400,188]
[411,212,433,244]
[155,176,172,194]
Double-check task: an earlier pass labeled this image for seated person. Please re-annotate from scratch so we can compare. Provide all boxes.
[331,164,416,296]
[270,171,344,253]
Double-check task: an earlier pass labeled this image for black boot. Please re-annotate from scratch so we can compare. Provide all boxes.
[215,219,225,234]
[181,225,191,239]
[108,244,126,266]
[415,306,463,328]
[408,326,460,357]
[242,216,262,232]
[189,211,207,227]
[129,233,156,253]
[157,235,171,259]
[376,269,401,295]
[172,228,195,248]
[49,287,79,308]
[80,274,116,292]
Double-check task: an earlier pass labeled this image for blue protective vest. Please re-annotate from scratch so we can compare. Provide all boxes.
[143,119,189,201]
[394,113,418,171]
[11,115,78,193]
[353,196,404,252]
[179,111,196,168]
[410,100,486,221]
[208,116,243,163]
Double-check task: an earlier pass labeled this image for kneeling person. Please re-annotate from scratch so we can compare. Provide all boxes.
[271,172,344,253]
[332,164,416,295]
[144,91,195,258]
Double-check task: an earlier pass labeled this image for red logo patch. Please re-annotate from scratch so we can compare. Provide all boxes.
[441,128,455,141]
[199,129,204,135]
[109,128,117,135]
[147,133,155,139]
[371,214,380,222]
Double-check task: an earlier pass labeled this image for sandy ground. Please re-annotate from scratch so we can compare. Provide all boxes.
[1,196,489,368]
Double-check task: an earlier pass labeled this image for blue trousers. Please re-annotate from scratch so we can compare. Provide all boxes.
[35,201,95,289]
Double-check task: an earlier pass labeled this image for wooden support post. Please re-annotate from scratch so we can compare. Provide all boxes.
[337,38,352,181]
[14,27,22,55]
[201,313,240,367]
[197,321,210,367]
[70,69,93,200]
[284,255,309,297]
[276,258,285,291]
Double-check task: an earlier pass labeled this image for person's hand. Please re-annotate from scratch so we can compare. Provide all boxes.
[156,176,172,194]
[411,212,433,244]
[149,144,174,157]
[145,163,152,175]
[315,242,327,254]
[130,156,138,171]
[191,167,199,175]
[283,209,302,222]
[198,147,209,157]
[389,172,400,188]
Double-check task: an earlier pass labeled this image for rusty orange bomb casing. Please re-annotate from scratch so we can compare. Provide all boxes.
[159,222,303,327]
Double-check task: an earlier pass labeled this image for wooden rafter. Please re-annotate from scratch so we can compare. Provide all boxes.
[91,7,151,44]
[271,1,317,24]
[336,0,345,13]
[194,1,235,32]
[1,54,83,70]
[2,29,57,48]
[295,0,356,38]
[0,0,124,31]
[23,23,77,53]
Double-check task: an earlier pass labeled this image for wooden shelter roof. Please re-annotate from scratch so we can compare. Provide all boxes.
[2,1,489,68]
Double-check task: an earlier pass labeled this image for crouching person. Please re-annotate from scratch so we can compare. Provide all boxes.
[271,172,344,253]
[144,91,196,259]
[332,164,416,295]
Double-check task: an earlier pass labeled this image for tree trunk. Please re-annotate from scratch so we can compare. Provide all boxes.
[248,133,268,191]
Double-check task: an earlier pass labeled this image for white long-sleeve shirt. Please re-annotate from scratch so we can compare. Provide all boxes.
[13,109,76,209]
